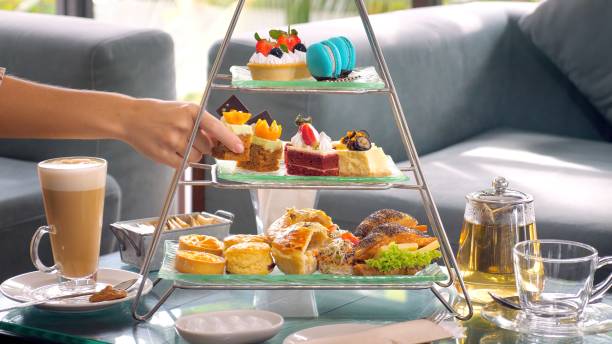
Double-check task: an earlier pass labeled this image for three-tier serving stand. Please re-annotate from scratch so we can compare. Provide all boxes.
[131,0,474,321]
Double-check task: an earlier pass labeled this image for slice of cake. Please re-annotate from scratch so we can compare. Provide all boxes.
[212,110,253,161]
[237,118,283,172]
[334,130,392,177]
[285,115,338,176]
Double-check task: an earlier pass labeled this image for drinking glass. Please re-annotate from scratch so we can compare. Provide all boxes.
[30,157,107,293]
[513,240,612,320]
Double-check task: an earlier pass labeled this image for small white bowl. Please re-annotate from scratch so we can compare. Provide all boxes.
[175,309,284,344]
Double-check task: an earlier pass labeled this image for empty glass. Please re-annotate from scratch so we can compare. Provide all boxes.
[513,240,612,320]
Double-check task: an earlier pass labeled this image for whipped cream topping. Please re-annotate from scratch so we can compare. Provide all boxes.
[221,117,253,136]
[290,131,333,152]
[249,51,306,65]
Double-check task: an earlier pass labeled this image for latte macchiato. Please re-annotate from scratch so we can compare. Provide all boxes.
[34,157,106,287]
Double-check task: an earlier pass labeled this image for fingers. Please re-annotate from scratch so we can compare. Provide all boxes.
[200,111,244,154]
[193,130,214,155]
[158,149,183,169]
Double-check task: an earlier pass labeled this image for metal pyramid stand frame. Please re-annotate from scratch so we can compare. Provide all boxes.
[131,0,474,321]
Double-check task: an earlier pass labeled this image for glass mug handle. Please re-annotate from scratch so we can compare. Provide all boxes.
[591,256,612,301]
[29,225,58,274]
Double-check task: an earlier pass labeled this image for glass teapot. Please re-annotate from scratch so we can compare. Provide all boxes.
[455,177,537,304]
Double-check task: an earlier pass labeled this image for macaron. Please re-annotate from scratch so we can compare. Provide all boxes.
[307,40,343,80]
[307,37,356,80]
[328,36,355,77]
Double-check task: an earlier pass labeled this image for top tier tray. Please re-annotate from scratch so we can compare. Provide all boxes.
[211,66,389,94]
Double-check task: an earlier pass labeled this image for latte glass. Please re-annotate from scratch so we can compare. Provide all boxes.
[31,157,107,292]
[513,240,612,320]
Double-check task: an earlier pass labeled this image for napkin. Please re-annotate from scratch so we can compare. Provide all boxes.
[302,319,454,344]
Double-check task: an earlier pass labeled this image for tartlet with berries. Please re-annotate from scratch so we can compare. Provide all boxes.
[212,110,253,161]
[237,118,284,172]
[334,130,392,177]
[248,28,310,81]
[285,115,339,176]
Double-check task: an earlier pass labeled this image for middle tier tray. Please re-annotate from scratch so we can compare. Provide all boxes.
[159,241,448,287]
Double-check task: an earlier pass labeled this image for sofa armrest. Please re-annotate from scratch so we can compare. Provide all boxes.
[0,11,176,220]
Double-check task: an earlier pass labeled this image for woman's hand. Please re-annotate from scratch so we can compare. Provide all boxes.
[118,98,244,168]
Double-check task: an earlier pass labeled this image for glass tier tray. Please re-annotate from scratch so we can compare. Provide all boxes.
[229,66,386,91]
[215,157,410,185]
[159,241,447,286]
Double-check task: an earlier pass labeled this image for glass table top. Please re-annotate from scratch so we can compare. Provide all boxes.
[0,253,610,344]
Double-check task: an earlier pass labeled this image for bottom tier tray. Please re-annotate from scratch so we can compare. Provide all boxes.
[159,241,447,287]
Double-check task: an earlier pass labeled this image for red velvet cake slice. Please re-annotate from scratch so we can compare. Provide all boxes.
[285,144,339,176]
[284,115,339,176]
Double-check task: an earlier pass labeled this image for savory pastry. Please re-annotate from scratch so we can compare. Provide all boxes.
[284,115,338,176]
[266,207,336,239]
[355,209,420,238]
[212,110,253,161]
[225,242,275,275]
[334,130,392,177]
[237,118,283,172]
[307,36,356,80]
[317,232,359,275]
[175,250,225,274]
[89,285,127,303]
[178,234,224,256]
[223,234,269,250]
[353,223,440,276]
[248,28,310,81]
[271,222,331,274]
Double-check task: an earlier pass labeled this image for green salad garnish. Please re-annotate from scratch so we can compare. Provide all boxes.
[365,243,441,272]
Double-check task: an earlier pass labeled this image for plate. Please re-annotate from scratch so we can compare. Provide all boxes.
[230,66,385,91]
[158,241,446,286]
[0,268,153,312]
[283,323,379,344]
[216,157,409,185]
[481,301,612,337]
[175,310,283,344]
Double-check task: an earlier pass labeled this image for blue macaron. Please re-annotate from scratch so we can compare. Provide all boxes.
[307,37,356,80]
[307,40,343,80]
[328,36,355,77]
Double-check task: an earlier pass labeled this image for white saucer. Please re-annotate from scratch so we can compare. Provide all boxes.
[175,309,283,344]
[481,301,612,337]
[283,323,379,344]
[0,268,153,312]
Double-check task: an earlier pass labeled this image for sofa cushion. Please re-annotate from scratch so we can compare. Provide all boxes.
[317,129,612,258]
[520,0,612,125]
[0,157,122,280]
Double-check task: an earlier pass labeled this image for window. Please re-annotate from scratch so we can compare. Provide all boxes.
[0,0,56,14]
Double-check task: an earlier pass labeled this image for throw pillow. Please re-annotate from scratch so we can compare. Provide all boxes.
[520,0,612,124]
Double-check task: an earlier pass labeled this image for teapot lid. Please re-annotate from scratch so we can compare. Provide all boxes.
[466,176,533,205]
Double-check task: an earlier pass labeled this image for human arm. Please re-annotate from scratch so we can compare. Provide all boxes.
[0,75,243,167]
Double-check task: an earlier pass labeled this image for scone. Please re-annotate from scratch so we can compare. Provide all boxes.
[175,250,225,274]
[178,234,224,256]
[223,234,269,251]
[271,222,331,274]
[224,242,274,275]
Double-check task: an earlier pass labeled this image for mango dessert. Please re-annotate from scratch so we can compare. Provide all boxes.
[212,110,253,161]
[237,118,283,172]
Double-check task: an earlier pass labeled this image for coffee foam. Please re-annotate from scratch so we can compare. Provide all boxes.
[38,157,107,191]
